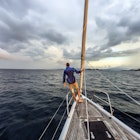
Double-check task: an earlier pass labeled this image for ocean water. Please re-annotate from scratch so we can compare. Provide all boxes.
[0,69,140,140]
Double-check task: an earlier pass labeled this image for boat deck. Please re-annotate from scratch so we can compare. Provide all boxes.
[65,99,137,140]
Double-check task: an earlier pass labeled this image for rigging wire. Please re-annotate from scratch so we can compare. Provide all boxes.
[38,98,65,140]
[83,68,90,140]
[51,109,67,140]
[86,61,140,123]
[86,61,140,106]
[114,107,140,123]
[93,90,140,123]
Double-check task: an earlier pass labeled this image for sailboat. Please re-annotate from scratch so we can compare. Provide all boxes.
[39,0,140,139]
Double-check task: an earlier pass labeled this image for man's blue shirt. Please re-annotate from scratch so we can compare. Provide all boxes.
[63,66,80,84]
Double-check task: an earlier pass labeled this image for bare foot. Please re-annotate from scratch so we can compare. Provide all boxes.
[73,97,77,101]
[78,99,83,103]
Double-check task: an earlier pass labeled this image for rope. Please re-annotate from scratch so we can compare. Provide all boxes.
[51,109,67,140]
[83,69,90,140]
[87,61,140,106]
[114,107,140,123]
[38,98,65,140]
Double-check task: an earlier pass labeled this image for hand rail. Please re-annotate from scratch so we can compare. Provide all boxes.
[92,89,113,116]
[66,91,73,116]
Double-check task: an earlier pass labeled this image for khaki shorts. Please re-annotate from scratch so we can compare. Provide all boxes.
[69,81,79,93]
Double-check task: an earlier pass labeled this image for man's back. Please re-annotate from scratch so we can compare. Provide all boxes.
[63,67,80,84]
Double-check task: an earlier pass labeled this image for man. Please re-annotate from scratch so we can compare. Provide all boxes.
[63,62,83,103]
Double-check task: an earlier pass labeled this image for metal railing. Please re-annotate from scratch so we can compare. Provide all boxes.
[92,89,113,116]
[66,91,73,116]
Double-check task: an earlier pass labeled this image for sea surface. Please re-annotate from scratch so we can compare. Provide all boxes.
[0,69,140,140]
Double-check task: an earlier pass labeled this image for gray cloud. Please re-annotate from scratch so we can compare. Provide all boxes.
[119,16,140,38]
[0,0,68,56]
[63,46,140,62]
[63,49,81,60]
[40,29,68,45]
[0,42,28,53]
[0,15,35,43]
[0,8,67,44]
[94,0,140,50]
[0,0,39,17]
[23,48,46,60]
[86,47,140,61]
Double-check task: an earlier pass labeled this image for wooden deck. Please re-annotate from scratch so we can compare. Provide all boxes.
[65,99,138,140]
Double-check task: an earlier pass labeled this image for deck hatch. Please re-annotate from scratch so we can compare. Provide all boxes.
[84,121,115,140]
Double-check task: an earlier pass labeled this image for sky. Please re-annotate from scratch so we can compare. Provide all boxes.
[0,0,140,69]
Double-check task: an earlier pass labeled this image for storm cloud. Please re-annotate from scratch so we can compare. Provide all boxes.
[0,0,68,53]
[86,47,140,61]
[94,0,140,50]
[0,0,140,69]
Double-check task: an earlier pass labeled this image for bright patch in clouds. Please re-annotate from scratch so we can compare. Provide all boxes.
[0,48,13,60]
[45,46,63,59]
[88,57,128,69]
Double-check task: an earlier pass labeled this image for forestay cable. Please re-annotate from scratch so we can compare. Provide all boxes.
[87,61,140,106]
[38,98,65,140]
[51,109,67,140]
[115,107,140,123]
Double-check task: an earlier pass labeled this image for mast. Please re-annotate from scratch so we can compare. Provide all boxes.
[80,0,89,93]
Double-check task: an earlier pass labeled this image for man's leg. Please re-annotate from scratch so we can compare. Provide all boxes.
[69,84,77,101]
[74,81,83,103]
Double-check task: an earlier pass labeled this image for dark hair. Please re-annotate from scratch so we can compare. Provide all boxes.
[66,63,70,66]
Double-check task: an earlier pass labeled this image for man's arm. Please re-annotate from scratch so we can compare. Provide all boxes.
[74,68,83,74]
[63,71,66,87]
